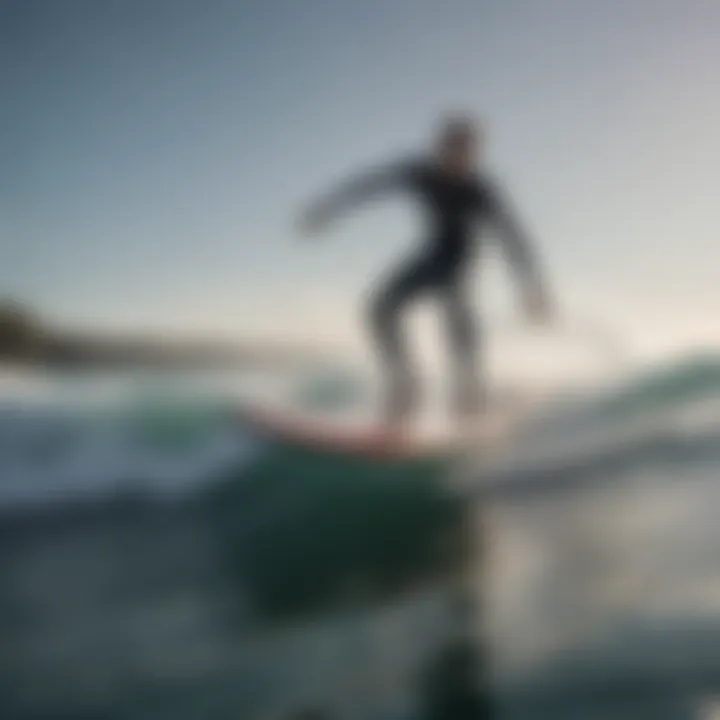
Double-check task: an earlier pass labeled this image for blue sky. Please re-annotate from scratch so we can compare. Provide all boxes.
[2,0,720,362]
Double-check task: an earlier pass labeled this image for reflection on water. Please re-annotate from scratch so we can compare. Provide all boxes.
[2,363,720,718]
[0,497,456,718]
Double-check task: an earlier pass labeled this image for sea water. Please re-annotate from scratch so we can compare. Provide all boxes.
[2,359,720,718]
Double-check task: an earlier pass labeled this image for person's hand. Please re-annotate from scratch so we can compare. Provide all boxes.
[522,280,554,325]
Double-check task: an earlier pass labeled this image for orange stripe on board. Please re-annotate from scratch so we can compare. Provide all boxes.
[231,405,451,461]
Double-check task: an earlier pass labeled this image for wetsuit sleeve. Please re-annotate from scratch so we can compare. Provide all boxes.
[483,180,543,289]
[307,159,419,225]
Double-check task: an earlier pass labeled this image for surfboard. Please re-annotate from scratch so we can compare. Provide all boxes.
[235,398,527,462]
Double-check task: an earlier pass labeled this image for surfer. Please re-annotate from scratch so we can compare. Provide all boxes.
[299,115,553,427]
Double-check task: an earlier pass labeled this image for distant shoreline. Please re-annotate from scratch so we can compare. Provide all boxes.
[1,333,336,371]
[0,303,339,371]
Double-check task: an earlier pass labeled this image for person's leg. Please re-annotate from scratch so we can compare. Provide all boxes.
[367,257,436,426]
[441,275,484,418]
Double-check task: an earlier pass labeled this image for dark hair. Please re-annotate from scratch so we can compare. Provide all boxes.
[438,114,479,148]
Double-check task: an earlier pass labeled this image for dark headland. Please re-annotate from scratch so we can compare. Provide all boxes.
[0,300,328,371]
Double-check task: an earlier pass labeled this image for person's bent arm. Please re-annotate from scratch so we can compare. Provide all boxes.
[485,182,553,321]
[300,160,417,235]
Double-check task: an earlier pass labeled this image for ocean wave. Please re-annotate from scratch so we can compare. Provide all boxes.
[0,398,258,507]
[3,352,720,508]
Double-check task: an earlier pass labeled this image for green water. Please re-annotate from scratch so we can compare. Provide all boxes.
[207,443,459,622]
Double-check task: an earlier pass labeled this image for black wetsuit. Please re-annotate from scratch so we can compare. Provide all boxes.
[311,156,542,414]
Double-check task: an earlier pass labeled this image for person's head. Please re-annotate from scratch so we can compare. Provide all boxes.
[435,115,484,176]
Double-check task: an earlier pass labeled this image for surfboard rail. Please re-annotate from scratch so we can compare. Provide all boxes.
[232,403,459,460]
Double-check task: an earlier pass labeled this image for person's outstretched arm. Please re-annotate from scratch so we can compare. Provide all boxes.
[299,159,418,235]
[484,180,554,322]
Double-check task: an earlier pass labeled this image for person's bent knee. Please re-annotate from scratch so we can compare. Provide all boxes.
[368,291,396,334]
